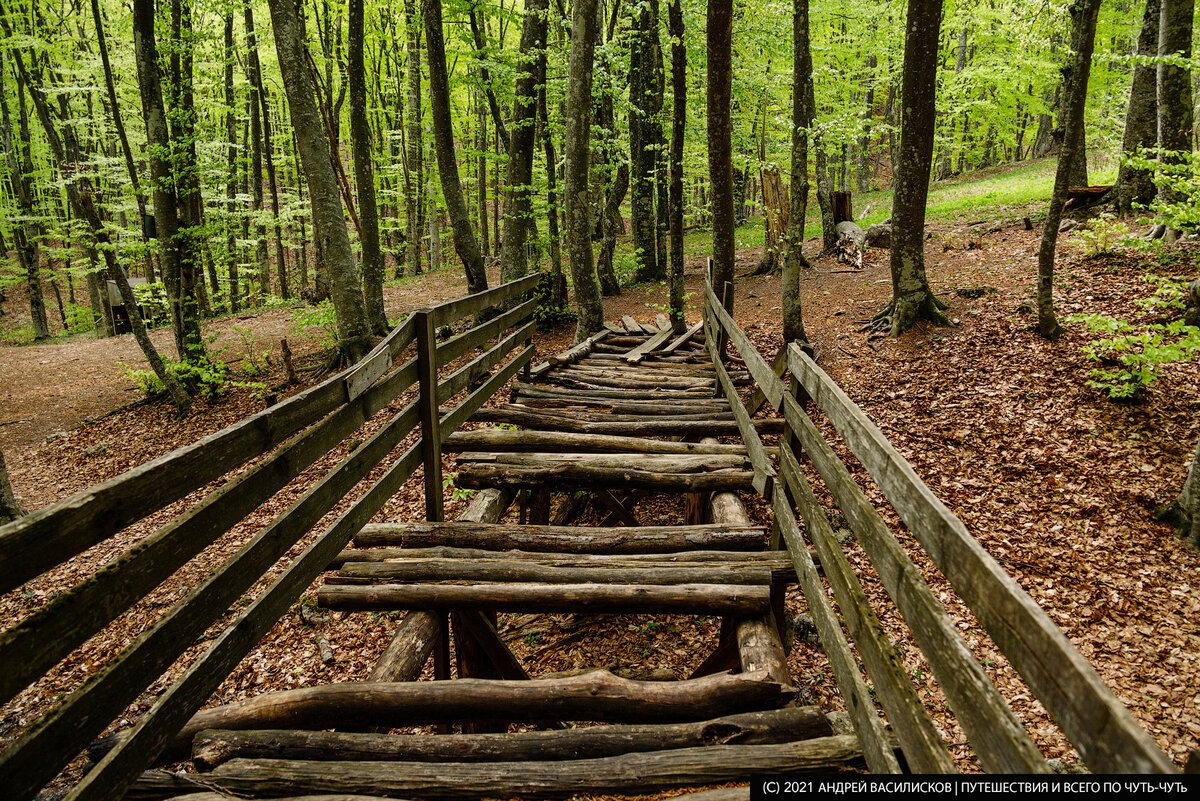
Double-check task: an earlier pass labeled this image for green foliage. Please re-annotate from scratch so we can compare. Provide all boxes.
[442,472,475,503]
[1078,214,1133,257]
[1122,147,1200,232]
[131,281,170,326]
[1136,275,1190,314]
[289,301,338,349]
[231,325,272,375]
[121,353,266,402]
[1068,314,1200,401]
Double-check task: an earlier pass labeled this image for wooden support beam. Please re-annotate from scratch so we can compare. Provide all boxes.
[329,560,775,587]
[455,462,756,493]
[354,521,768,554]
[191,706,833,769]
[444,429,747,456]
[199,737,865,798]
[317,582,773,616]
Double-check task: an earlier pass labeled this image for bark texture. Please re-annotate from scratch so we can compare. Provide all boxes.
[424,0,488,296]
[667,0,686,332]
[564,0,604,341]
[0,450,22,524]
[1114,0,1161,214]
[267,0,373,359]
[878,0,948,337]
[349,0,388,334]
[1036,0,1100,340]
[783,0,814,346]
[707,0,735,305]
[1157,0,1195,222]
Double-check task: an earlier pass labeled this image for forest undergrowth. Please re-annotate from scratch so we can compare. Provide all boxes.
[0,199,1197,794]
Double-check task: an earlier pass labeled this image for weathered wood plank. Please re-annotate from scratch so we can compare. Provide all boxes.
[142,671,796,764]
[330,559,773,586]
[429,272,542,329]
[777,443,955,773]
[706,324,775,499]
[467,405,733,425]
[443,429,747,455]
[455,452,749,472]
[663,321,705,354]
[621,315,648,334]
[512,381,715,401]
[191,706,832,769]
[318,582,773,616]
[703,283,784,410]
[0,356,419,708]
[354,521,767,553]
[456,462,756,493]
[56,442,428,801]
[787,347,1172,772]
[436,322,536,404]
[0,370,348,596]
[625,328,674,363]
[435,296,537,369]
[464,406,784,436]
[203,738,863,799]
[344,316,417,402]
[439,345,535,435]
[367,611,440,683]
[768,479,901,774]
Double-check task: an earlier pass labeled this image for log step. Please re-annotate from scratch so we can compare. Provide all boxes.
[455,462,755,493]
[353,521,768,553]
[196,737,864,799]
[327,559,775,586]
[317,581,771,616]
[441,429,748,455]
[330,546,799,573]
[454,452,750,472]
[191,706,833,769]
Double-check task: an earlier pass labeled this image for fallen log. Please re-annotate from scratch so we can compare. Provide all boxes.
[443,429,747,456]
[455,462,756,493]
[122,670,794,764]
[455,452,749,472]
[328,559,773,587]
[331,548,802,578]
[353,521,767,553]
[203,737,864,798]
[192,706,832,769]
[317,582,772,616]
[834,221,866,269]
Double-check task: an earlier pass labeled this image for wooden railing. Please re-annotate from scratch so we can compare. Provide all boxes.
[702,278,1177,775]
[0,272,541,801]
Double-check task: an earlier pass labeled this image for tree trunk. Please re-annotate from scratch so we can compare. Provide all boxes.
[6,36,191,415]
[1157,0,1195,232]
[630,0,663,283]
[564,0,604,341]
[708,0,735,306]
[404,0,424,278]
[537,48,567,309]
[499,0,550,284]
[0,449,23,524]
[246,7,269,296]
[1114,0,1161,214]
[424,0,488,296]
[783,0,814,346]
[134,0,205,362]
[223,13,239,312]
[0,63,48,341]
[667,0,686,332]
[1037,0,1100,340]
[349,0,388,335]
[878,0,949,337]
[247,8,289,301]
[268,0,373,360]
[1160,438,1200,549]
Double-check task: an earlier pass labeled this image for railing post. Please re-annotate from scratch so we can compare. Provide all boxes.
[415,308,444,523]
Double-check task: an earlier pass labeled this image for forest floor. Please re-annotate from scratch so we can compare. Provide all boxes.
[1,202,1198,794]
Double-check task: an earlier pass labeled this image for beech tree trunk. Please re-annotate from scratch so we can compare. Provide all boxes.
[707,0,735,306]
[783,0,814,346]
[1037,0,1100,340]
[564,0,604,341]
[537,53,567,309]
[499,0,549,284]
[0,450,23,524]
[267,0,373,360]
[880,0,948,337]
[349,0,388,335]
[667,0,686,332]
[424,0,488,296]
[404,0,424,278]
[1157,0,1195,234]
[1114,0,1161,214]
[1160,439,1200,549]
[630,0,663,283]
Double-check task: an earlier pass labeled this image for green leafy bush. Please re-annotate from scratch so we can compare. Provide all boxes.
[1069,313,1200,401]
[290,300,338,349]
[1078,214,1133,256]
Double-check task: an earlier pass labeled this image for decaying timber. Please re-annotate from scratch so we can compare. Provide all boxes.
[354,521,767,553]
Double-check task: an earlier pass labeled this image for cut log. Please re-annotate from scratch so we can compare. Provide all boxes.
[455,452,749,472]
[455,462,756,493]
[192,706,832,769]
[329,559,774,586]
[834,221,866,269]
[138,670,795,763]
[203,738,864,798]
[737,618,791,688]
[512,381,715,401]
[467,405,733,425]
[547,330,610,366]
[353,521,767,553]
[366,611,439,683]
[465,405,785,436]
[317,582,772,616]
[549,370,713,390]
